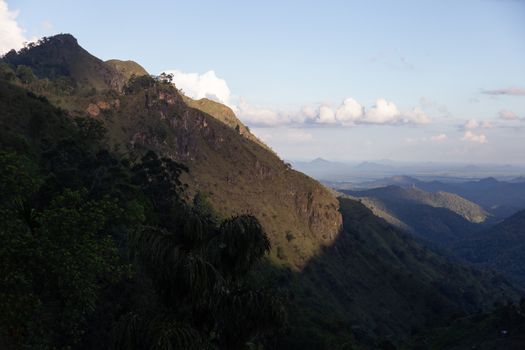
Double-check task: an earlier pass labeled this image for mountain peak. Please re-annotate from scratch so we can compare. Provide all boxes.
[311,157,331,164]
[41,33,79,47]
[479,177,499,184]
[2,33,127,91]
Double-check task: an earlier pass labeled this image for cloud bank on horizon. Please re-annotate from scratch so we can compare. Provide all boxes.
[164,68,431,128]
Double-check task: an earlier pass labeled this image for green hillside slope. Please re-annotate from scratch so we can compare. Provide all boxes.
[342,186,489,245]
[454,210,525,286]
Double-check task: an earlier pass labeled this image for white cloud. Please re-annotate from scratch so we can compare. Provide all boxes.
[335,98,364,125]
[481,121,493,129]
[164,69,232,107]
[0,0,28,54]
[365,98,400,123]
[499,110,521,121]
[164,69,430,128]
[399,107,431,124]
[317,105,337,124]
[482,87,525,96]
[431,133,447,142]
[236,98,281,125]
[463,118,493,130]
[237,98,431,127]
[462,131,487,144]
[499,110,517,120]
[464,119,479,129]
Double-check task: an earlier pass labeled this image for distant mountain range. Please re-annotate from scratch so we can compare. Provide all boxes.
[338,175,525,218]
[338,180,525,289]
[292,158,525,182]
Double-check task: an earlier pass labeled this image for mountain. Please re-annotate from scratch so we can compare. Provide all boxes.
[181,95,270,151]
[105,59,149,80]
[349,176,525,219]
[282,197,519,347]
[416,178,525,218]
[2,34,131,91]
[454,210,525,286]
[355,161,395,172]
[1,34,523,348]
[341,185,490,246]
[354,175,425,189]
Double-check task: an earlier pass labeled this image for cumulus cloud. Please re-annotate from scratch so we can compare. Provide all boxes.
[499,110,517,120]
[464,119,479,129]
[317,105,337,124]
[431,133,447,142]
[0,0,28,54]
[335,98,364,125]
[365,98,400,123]
[463,118,493,130]
[164,69,232,107]
[236,98,431,127]
[236,98,281,126]
[462,131,487,144]
[481,121,493,129]
[164,68,430,128]
[498,109,524,121]
[482,87,525,96]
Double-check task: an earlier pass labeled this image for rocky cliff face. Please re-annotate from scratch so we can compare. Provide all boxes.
[62,81,342,268]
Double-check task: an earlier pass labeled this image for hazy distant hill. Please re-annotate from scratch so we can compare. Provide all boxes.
[341,185,490,245]
[346,176,525,218]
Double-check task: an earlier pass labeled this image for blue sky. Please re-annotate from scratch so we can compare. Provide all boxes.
[2,0,525,163]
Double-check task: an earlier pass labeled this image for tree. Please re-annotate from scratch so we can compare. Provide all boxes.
[16,65,36,84]
[0,151,128,348]
[116,155,286,350]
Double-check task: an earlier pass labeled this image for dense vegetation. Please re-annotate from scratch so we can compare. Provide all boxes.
[0,80,285,349]
[454,210,525,287]
[407,300,525,349]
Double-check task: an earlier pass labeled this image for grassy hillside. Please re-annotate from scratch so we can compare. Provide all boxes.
[105,59,149,80]
[181,95,272,151]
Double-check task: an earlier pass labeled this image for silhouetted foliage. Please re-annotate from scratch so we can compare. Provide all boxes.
[0,79,286,349]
